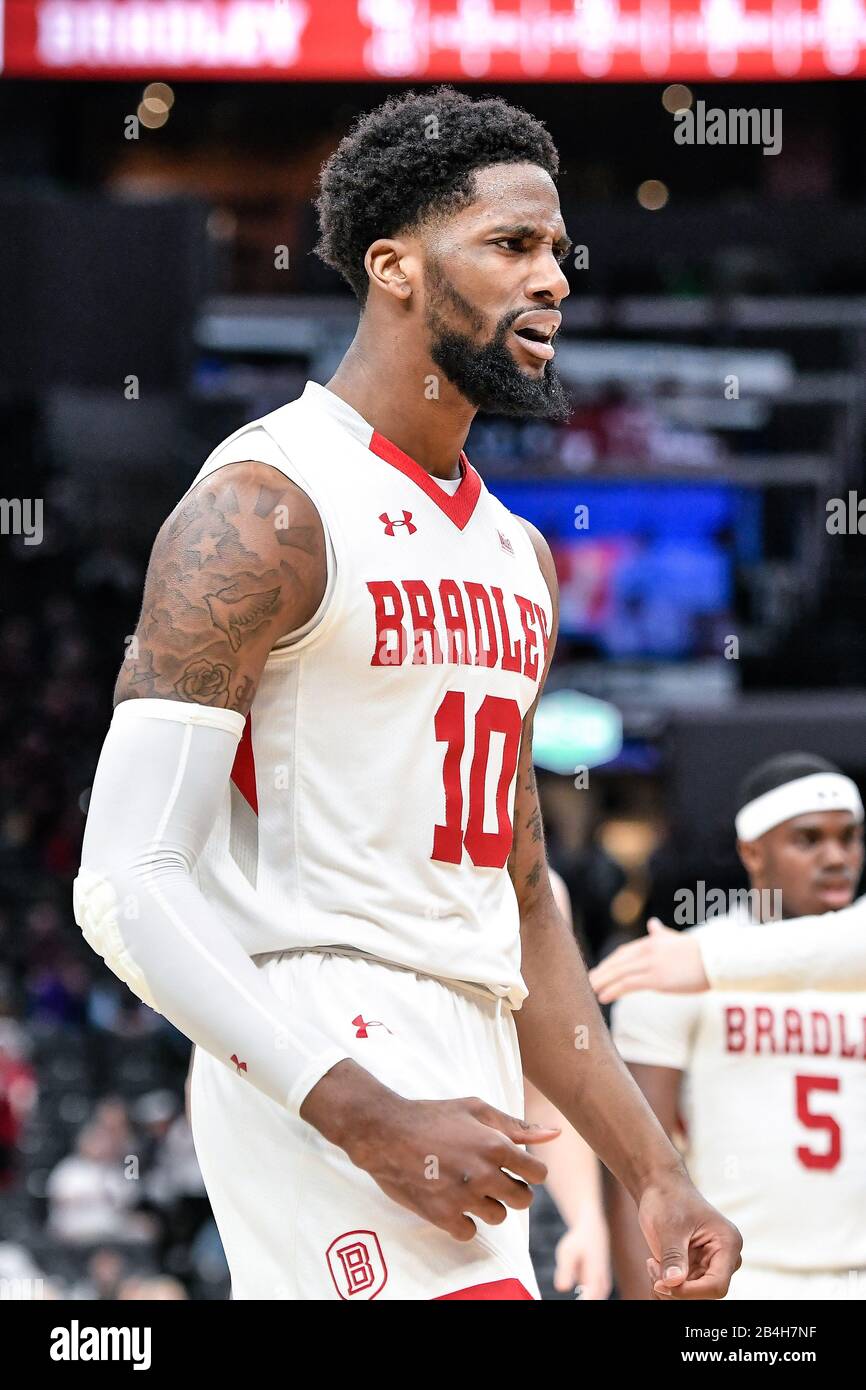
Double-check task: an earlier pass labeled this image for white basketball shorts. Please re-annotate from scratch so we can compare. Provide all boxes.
[726,1263,866,1300]
[189,948,541,1301]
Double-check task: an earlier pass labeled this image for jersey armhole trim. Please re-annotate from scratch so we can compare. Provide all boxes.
[272,522,337,651]
[259,422,349,658]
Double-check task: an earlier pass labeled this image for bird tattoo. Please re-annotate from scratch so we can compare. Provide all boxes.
[205,584,281,652]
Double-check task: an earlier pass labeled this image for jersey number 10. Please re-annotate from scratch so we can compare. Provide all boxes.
[432,691,523,870]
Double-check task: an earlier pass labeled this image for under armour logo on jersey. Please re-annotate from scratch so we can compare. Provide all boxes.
[498,529,514,555]
[379,511,417,537]
[230,1054,247,1074]
[352,1014,393,1039]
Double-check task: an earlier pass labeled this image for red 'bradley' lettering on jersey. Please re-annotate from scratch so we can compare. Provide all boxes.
[366,577,548,674]
[724,1003,866,1060]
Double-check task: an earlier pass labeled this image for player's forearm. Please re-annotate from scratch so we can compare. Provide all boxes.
[701,899,866,991]
[515,902,685,1202]
[74,699,352,1116]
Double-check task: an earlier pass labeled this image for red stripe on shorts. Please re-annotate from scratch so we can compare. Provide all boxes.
[433,1279,534,1301]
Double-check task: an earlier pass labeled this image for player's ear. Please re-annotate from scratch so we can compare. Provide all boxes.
[365,238,414,300]
[737,837,760,878]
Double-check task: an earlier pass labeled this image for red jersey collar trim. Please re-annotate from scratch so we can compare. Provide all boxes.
[368,429,482,532]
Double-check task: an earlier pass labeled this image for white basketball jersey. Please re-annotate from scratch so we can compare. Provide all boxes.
[179,381,554,1007]
[612,910,866,1270]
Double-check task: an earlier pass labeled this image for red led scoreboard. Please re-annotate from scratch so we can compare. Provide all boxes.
[1,0,865,82]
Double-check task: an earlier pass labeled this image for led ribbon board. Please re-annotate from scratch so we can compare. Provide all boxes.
[3,0,866,82]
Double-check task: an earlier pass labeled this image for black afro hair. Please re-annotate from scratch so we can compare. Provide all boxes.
[314,85,559,304]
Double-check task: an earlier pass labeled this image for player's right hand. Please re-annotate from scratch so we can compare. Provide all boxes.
[348,1094,560,1240]
[588,918,710,1003]
[637,1169,742,1300]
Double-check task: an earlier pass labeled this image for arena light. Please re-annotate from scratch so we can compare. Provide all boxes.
[141,94,169,118]
[532,690,623,775]
[662,83,693,113]
[143,81,175,111]
[636,178,669,210]
[137,100,168,129]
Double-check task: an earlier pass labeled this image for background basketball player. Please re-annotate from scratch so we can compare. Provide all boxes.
[606,753,866,1299]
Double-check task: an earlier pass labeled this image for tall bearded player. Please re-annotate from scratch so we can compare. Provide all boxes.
[73,88,741,1301]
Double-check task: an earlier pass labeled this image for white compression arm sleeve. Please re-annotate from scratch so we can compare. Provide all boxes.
[73,699,351,1116]
[700,898,866,992]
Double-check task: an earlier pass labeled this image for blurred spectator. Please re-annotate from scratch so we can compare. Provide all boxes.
[46,1120,154,1246]
[132,1091,211,1278]
[0,1241,57,1298]
[87,983,160,1039]
[26,958,90,1031]
[568,382,724,472]
[69,1247,128,1301]
[0,1021,37,1189]
[188,1217,230,1293]
[117,1275,188,1300]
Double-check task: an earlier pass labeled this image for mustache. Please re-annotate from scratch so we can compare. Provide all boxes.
[424,261,557,348]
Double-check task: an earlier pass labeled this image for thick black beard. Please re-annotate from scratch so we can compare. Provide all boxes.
[425,264,572,421]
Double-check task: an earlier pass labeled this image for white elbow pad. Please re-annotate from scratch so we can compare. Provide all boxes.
[73,867,160,1013]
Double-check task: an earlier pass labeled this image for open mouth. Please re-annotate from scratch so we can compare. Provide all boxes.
[511,326,556,360]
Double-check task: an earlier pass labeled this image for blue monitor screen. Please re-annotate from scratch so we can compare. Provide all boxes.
[486,481,762,660]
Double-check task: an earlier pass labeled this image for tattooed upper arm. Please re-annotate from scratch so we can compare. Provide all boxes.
[507,517,560,918]
[114,460,327,716]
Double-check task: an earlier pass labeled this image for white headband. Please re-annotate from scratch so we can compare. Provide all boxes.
[735,772,864,843]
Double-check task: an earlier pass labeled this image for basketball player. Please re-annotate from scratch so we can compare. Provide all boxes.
[590,787,866,1003]
[73,88,740,1300]
[605,754,866,1299]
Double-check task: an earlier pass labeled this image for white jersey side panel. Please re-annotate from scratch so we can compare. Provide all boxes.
[181,383,554,1006]
[612,912,866,1270]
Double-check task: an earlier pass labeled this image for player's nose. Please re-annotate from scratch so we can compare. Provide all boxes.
[824,837,852,862]
[526,252,570,306]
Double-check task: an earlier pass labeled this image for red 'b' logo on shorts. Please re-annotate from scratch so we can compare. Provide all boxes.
[326,1230,388,1300]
